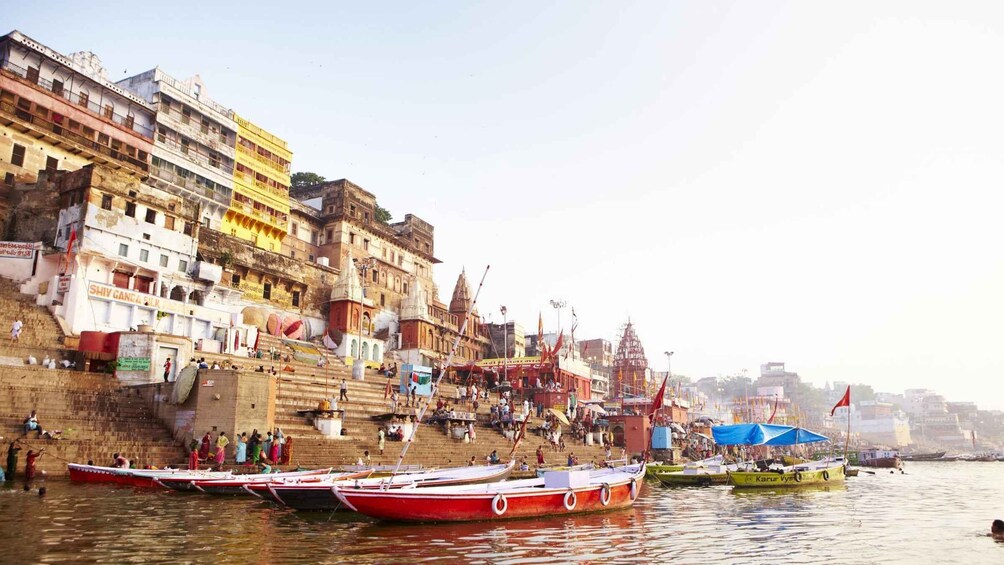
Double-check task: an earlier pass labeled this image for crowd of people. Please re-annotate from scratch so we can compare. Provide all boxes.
[188,428,294,470]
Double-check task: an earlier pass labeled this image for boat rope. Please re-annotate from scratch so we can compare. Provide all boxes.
[385,265,491,488]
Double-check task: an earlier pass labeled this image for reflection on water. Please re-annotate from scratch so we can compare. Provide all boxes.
[1,463,1002,564]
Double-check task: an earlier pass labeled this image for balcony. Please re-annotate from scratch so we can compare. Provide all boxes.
[1,60,153,139]
[0,97,149,176]
[236,142,291,176]
[148,163,231,207]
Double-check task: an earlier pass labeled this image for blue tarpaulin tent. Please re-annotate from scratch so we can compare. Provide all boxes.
[711,423,829,446]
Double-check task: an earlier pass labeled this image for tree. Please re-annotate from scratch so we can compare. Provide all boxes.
[375,204,392,223]
[290,172,325,189]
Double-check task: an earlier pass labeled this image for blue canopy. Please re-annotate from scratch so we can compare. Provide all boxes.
[711,424,829,446]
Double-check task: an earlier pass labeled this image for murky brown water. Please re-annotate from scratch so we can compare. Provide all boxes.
[0,462,1002,564]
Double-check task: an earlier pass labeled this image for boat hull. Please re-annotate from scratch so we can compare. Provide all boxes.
[68,465,157,487]
[335,467,645,523]
[271,463,515,511]
[654,471,728,486]
[645,463,684,478]
[859,457,901,468]
[729,463,846,488]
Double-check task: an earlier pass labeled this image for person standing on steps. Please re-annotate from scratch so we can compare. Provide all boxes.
[340,379,349,402]
[10,317,23,342]
[6,441,21,481]
[377,428,385,455]
[163,357,172,383]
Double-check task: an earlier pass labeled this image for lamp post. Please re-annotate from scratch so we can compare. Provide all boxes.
[500,305,508,385]
[353,257,375,380]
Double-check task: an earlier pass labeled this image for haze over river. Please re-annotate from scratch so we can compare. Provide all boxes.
[1,462,1001,564]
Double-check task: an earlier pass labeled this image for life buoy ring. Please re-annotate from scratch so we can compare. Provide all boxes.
[629,478,638,501]
[564,489,577,510]
[599,483,611,506]
[822,470,830,481]
[492,493,508,516]
[793,471,802,483]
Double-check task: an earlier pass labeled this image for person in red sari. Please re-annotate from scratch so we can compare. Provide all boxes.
[197,432,211,461]
[188,447,199,470]
[25,448,44,480]
[280,436,294,465]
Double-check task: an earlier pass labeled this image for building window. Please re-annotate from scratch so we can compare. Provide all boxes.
[308,254,314,261]
[325,229,333,243]
[140,249,149,262]
[125,202,136,217]
[26,66,39,84]
[349,233,356,245]
[145,209,157,224]
[183,222,194,236]
[372,269,378,282]
[403,282,408,294]
[11,144,25,167]
[202,217,210,228]
[291,223,298,237]
[310,231,317,245]
[101,195,113,210]
[118,243,128,257]
[350,204,356,216]
[112,271,130,289]
[160,254,169,268]
[290,251,296,259]
[103,104,114,119]
[398,255,404,266]
[45,156,58,174]
[231,274,241,287]
[164,215,175,230]
[364,212,370,222]
[4,173,14,187]
[263,282,271,300]
[52,79,64,96]
[78,91,89,108]
[178,259,188,273]
[142,233,151,241]
[292,290,301,307]
[363,239,370,251]
[380,293,386,307]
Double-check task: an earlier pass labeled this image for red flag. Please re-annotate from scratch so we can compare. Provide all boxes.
[766,396,779,423]
[830,386,850,416]
[64,228,77,273]
[649,375,669,416]
[551,332,564,361]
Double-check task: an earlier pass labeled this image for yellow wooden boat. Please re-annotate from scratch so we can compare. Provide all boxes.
[645,462,684,478]
[728,461,845,488]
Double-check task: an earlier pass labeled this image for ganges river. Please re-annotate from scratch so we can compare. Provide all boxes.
[0,462,1001,564]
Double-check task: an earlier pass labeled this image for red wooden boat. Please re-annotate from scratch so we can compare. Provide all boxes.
[333,464,645,522]
[67,464,219,488]
[267,461,515,511]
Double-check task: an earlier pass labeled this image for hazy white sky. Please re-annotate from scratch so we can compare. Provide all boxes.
[15,1,1004,409]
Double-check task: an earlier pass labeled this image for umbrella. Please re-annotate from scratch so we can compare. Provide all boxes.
[580,403,607,416]
[547,408,570,426]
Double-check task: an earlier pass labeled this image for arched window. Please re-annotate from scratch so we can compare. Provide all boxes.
[427,329,434,348]
[170,286,186,302]
[350,339,358,358]
[362,313,371,336]
[362,342,369,360]
[373,345,381,361]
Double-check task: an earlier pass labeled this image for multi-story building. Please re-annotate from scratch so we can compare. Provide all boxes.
[486,321,525,359]
[580,337,613,400]
[117,69,237,232]
[225,114,291,251]
[292,179,438,313]
[1,31,154,189]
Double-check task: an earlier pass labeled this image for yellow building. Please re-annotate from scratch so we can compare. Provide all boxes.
[223,113,291,251]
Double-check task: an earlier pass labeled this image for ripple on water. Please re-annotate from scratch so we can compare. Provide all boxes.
[1,463,1003,563]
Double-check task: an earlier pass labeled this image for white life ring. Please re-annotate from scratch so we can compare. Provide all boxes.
[492,493,508,516]
[599,483,612,506]
[629,478,638,501]
[563,489,577,511]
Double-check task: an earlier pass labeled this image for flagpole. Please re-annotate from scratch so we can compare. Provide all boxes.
[843,394,851,462]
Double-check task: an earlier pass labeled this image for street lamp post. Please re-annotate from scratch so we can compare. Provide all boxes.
[500,305,508,385]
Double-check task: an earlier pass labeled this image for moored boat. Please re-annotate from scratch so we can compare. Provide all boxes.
[67,464,193,487]
[269,461,515,511]
[190,468,346,495]
[901,451,946,462]
[645,461,684,478]
[153,471,234,491]
[858,448,901,469]
[333,464,645,522]
[728,459,846,488]
[651,456,735,487]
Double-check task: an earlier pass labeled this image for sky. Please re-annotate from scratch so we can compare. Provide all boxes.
[11,1,1004,409]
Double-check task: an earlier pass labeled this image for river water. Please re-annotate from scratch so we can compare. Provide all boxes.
[0,462,1001,564]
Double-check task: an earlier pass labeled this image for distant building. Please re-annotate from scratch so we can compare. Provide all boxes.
[486,321,525,359]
